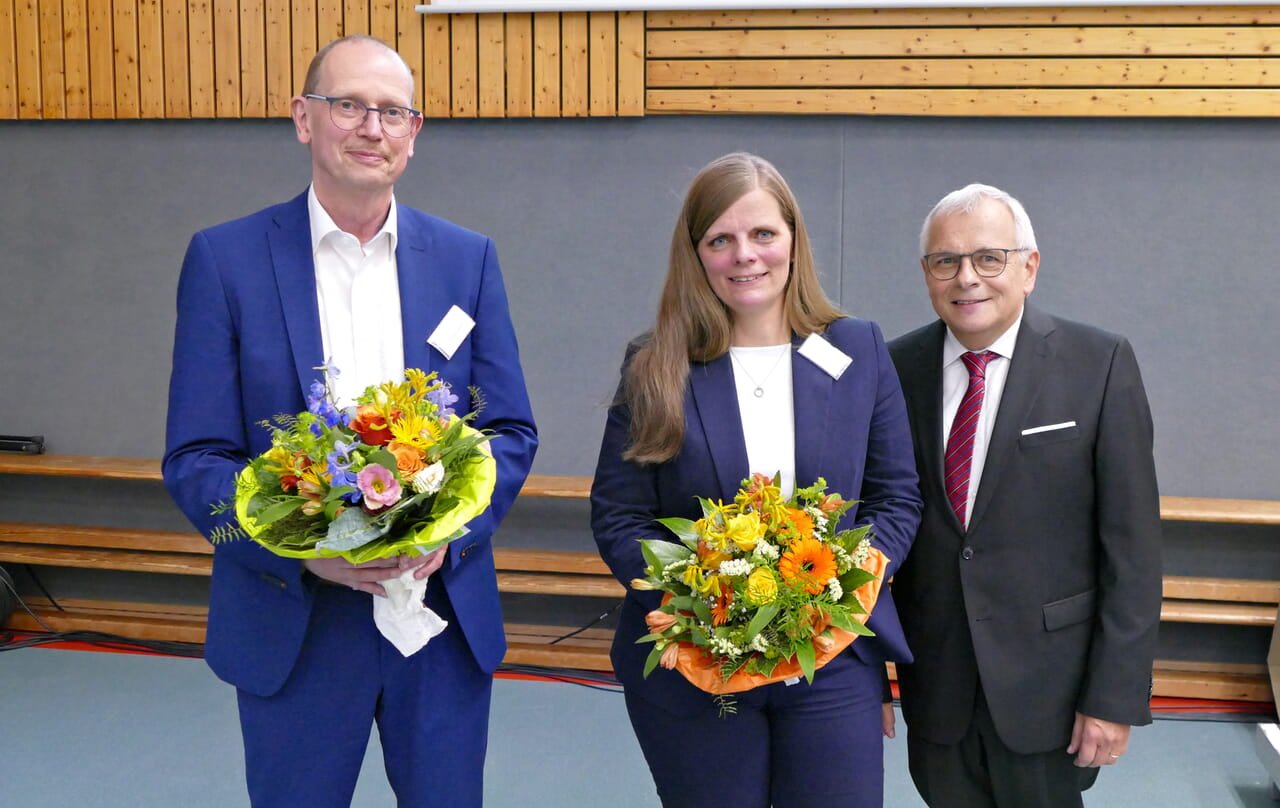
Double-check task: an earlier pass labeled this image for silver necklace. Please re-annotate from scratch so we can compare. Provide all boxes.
[730,346,788,398]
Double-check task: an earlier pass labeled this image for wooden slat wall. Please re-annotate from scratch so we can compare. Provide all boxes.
[1,1,643,118]
[647,6,1280,116]
[6,4,1280,118]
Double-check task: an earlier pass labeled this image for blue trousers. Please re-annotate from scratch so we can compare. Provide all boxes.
[625,653,885,808]
[236,579,492,808]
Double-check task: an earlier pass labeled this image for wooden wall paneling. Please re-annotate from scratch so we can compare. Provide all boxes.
[616,10,643,117]
[239,0,266,117]
[645,87,1280,117]
[343,0,368,35]
[87,0,115,117]
[264,0,292,115]
[560,11,588,117]
[211,0,239,116]
[646,27,1280,60]
[647,57,1280,89]
[15,0,39,117]
[37,0,62,117]
[0,1,15,118]
[532,12,560,117]
[395,0,426,113]
[187,1,214,117]
[316,1,342,45]
[647,6,1280,29]
[290,0,316,102]
[477,12,505,116]
[450,13,477,117]
[62,0,92,118]
[112,0,139,118]
[423,10,450,117]
[505,12,534,117]
[138,0,165,117]
[369,0,395,45]
[588,11,615,116]
[162,0,188,117]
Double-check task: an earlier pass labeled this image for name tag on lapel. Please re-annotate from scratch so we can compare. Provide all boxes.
[427,305,475,360]
[1021,421,1076,436]
[797,333,852,380]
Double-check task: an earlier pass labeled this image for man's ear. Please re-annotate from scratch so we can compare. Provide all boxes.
[290,96,312,146]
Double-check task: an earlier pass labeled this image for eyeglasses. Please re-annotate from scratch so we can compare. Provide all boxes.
[922,248,1028,280]
[304,94,421,138]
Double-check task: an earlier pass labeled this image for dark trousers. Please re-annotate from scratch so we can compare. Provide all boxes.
[907,690,1099,808]
[236,579,492,808]
[625,653,886,808]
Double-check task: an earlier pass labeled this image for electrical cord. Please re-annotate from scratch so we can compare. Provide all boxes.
[549,600,621,645]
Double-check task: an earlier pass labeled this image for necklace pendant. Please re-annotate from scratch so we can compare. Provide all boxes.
[753,386,764,398]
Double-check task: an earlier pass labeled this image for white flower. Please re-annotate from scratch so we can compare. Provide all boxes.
[709,637,742,657]
[749,633,771,653]
[827,578,843,601]
[661,558,691,581]
[718,558,754,577]
[410,462,445,494]
[751,540,779,563]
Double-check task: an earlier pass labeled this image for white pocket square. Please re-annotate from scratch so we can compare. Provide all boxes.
[1021,421,1076,436]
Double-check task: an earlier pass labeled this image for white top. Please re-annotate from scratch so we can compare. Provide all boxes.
[729,344,796,497]
[308,185,406,407]
[940,309,1023,528]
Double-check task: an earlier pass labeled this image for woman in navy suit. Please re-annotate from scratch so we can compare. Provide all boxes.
[591,152,923,808]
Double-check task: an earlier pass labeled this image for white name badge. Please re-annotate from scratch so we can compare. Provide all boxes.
[797,333,852,380]
[427,305,475,360]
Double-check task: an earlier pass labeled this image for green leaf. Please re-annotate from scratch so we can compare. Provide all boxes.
[668,596,697,613]
[796,639,817,684]
[691,597,714,626]
[639,538,693,574]
[253,499,302,526]
[641,644,665,679]
[655,517,698,544]
[635,632,667,644]
[744,602,780,641]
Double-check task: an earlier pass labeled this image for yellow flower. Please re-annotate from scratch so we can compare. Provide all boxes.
[262,446,292,474]
[745,567,779,605]
[682,564,721,596]
[722,511,765,552]
[389,412,443,452]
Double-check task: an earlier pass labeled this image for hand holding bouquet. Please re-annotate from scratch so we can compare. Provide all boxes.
[213,367,496,655]
[632,473,888,694]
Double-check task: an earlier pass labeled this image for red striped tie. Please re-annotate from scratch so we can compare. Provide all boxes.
[944,351,998,527]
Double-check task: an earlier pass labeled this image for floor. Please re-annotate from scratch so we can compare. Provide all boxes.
[2,645,1276,807]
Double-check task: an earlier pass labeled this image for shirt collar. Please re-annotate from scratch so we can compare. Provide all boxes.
[306,184,399,255]
[942,307,1024,367]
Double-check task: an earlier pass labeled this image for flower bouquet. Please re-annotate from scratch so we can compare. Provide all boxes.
[632,473,888,694]
[213,367,496,655]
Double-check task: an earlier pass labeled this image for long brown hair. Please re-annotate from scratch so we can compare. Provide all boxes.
[621,152,843,464]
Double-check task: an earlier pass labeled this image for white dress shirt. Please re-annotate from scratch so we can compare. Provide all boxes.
[730,344,796,498]
[308,186,405,407]
[940,309,1024,528]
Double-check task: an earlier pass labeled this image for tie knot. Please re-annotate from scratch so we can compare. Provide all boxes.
[961,350,998,378]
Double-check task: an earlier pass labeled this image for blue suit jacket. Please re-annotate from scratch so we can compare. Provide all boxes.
[163,191,538,697]
[591,317,922,713]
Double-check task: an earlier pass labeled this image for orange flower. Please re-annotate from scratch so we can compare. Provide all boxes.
[659,642,681,670]
[350,405,399,446]
[817,493,845,515]
[711,589,734,626]
[775,508,816,545]
[778,538,838,595]
[645,610,678,633]
[388,441,426,476]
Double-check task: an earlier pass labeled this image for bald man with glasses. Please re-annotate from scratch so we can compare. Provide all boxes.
[163,35,537,807]
[887,183,1162,808]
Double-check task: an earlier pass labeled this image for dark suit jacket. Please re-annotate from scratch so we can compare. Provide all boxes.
[591,317,922,714]
[888,304,1161,754]
[163,191,537,697]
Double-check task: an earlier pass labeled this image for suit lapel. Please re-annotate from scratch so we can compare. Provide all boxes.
[905,322,951,526]
[966,304,1055,531]
[268,193,325,396]
[394,205,437,373]
[689,354,749,501]
[792,335,833,490]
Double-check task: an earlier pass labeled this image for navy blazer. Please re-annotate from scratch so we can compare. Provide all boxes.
[591,317,922,714]
[889,305,1162,754]
[163,191,538,697]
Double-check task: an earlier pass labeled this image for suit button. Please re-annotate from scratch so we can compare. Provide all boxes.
[961,547,975,561]
[459,543,476,558]
[260,572,288,589]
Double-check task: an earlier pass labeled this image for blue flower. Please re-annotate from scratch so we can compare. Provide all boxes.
[428,385,459,417]
[327,441,362,503]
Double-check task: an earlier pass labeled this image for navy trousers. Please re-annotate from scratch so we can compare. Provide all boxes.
[625,653,886,808]
[236,578,492,808]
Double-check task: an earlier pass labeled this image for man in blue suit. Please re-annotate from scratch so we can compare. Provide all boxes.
[163,35,537,808]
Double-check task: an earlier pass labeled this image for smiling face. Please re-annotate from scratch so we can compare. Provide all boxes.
[922,196,1039,350]
[290,39,421,206]
[696,187,794,341]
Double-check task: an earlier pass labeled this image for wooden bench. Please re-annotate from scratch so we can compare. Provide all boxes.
[3,454,1279,700]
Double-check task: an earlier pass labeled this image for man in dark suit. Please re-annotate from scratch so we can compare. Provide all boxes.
[162,35,537,807]
[888,183,1161,808]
